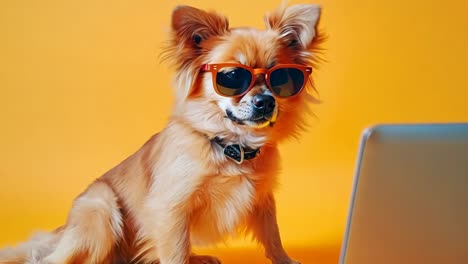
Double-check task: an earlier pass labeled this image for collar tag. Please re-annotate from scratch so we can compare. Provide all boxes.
[223,144,245,164]
[211,137,259,164]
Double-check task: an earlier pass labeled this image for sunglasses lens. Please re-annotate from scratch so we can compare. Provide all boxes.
[216,67,252,96]
[270,68,305,97]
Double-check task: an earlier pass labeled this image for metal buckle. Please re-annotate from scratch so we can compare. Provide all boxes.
[223,144,245,164]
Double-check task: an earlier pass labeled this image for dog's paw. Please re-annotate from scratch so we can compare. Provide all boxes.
[274,259,301,264]
[189,255,222,264]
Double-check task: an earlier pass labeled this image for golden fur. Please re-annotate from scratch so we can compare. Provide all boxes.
[0,2,323,264]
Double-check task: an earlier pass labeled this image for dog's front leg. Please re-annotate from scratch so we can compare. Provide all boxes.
[141,167,198,264]
[154,208,191,264]
[145,196,221,264]
[145,202,191,264]
[249,192,300,264]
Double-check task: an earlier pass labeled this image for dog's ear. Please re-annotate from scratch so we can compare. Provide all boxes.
[166,6,229,100]
[265,4,321,50]
[172,6,229,48]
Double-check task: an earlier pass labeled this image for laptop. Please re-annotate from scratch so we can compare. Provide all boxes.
[339,123,468,264]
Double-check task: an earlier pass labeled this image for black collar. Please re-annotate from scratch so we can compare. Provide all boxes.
[212,137,260,164]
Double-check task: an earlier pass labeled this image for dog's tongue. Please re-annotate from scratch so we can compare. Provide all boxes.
[252,120,271,129]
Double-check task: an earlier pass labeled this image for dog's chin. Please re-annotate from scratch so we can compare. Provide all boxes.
[225,110,277,129]
[244,118,273,129]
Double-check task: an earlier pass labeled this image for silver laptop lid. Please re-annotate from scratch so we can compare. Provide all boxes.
[340,123,468,264]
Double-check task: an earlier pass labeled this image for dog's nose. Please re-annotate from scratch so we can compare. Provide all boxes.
[252,94,275,115]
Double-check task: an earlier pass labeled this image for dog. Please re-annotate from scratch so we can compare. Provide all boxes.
[0,2,323,264]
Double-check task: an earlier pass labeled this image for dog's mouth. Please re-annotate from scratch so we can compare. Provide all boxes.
[225,110,277,128]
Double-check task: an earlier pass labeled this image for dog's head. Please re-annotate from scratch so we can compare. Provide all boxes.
[163,3,323,146]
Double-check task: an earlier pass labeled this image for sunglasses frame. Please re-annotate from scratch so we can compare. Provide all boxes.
[200,63,312,98]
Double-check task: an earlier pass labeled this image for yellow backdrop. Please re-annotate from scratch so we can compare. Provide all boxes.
[1,0,468,257]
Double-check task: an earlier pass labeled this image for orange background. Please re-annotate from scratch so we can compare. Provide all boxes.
[1,0,468,262]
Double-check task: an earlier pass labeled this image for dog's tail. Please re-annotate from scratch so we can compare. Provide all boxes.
[0,228,62,264]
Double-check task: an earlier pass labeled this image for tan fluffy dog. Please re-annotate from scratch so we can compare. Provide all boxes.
[0,2,323,264]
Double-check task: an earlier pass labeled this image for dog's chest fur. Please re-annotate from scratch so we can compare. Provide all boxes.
[189,172,255,245]
[187,145,278,246]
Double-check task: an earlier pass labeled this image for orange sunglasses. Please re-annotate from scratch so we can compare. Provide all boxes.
[200,63,312,98]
